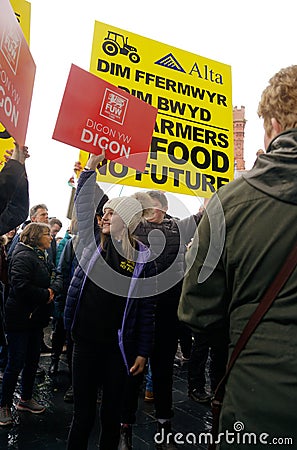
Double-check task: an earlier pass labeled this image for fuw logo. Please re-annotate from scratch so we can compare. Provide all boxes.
[1,26,21,75]
[154,53,186,73]
[99,88,128,125]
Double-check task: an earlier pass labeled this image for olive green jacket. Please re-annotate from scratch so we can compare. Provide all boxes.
[178,129,297,448]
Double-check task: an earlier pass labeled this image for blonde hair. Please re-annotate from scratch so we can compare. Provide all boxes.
[130,191,154,222]
[69,216,78,235]
[100,228,137,261]
[258,65,297,137]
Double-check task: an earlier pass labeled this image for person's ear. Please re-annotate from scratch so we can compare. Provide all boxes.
[271,118,283,136]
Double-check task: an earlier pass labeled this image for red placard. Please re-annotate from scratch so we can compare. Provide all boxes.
[0,0,36,146]
[53,64,158,172]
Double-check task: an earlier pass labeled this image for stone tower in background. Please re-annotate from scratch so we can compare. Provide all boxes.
[233,106,246,171]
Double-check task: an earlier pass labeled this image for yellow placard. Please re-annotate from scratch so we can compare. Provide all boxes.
[80,21,233,198]
[9,0,31,45]
[0,0,31,171]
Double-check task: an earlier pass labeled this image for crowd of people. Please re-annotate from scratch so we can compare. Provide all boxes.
[0,64,297,449]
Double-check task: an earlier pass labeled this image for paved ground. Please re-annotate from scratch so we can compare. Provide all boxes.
[133,359,211,450]
[0,333,212,449]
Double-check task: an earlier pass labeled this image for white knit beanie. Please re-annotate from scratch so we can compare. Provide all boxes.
[103,196,144,233]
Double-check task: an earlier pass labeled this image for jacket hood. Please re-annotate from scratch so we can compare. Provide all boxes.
[243,129,297,204]
[13,242,32,257]
[13,242,47,261]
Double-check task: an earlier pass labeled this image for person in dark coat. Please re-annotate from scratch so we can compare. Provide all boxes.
[0,229,18,373]
[178,64,297,449]
[0,143,29,236]
[0,222,62,427]
[0,141,29,354]
[49,216,78,378]
[64,153,157,450]
[119,192,202,450]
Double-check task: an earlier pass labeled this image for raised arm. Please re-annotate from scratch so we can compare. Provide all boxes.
[74,151,106,246]
[0,143,30,235]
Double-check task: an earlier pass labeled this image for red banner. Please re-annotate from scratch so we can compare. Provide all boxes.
[53,64,158,172]
[0,0,35,146]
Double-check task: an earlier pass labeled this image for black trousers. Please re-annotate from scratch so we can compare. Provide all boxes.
[178,322,192,359]
[51,317,66,361]
[67,340,126,450]
[121,370,144,424]
[150,299,179,419]
[65,330,74,379]
[188,331,228,393]
[121,290,180,423]
[1,329,43,407]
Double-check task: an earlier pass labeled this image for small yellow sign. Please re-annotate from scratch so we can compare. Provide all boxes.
[0,0,31,171]
[80,21,233,198]
[10,0,31,45]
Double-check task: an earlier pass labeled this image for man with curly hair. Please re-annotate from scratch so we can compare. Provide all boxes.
[178,65,297,448]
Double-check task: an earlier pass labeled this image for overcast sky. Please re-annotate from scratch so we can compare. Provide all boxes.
[23,0,295,233]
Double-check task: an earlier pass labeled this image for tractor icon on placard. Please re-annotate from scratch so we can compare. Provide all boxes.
[102,31,140,63]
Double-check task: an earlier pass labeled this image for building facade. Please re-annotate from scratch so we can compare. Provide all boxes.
[233,105,246,172]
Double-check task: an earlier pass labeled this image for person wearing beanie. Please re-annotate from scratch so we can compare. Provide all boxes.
[119,189,205,450]
[102,194,153,262]
[64,152,157,450]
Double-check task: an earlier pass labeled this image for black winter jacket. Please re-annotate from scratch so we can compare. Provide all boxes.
[5,242,62,331]
[133,212,202,299]
[0,159,29,235]
[135,214,201,278]
[64,171,157,373]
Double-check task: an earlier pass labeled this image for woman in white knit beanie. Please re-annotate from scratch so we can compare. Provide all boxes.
[65,152,157,450]
[102,192,153,261]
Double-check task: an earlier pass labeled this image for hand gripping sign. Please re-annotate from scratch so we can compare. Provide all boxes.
[53,64,158,173]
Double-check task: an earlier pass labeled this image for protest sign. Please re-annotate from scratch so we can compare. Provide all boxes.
[0,0,31,170]
[53,63,157,172]
[0,0,35,148]
[80,21,233,198]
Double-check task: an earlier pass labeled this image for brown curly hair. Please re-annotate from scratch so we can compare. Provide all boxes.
[258,65,297,137]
